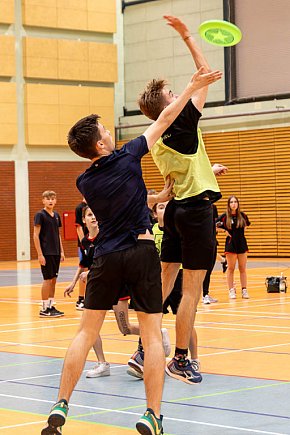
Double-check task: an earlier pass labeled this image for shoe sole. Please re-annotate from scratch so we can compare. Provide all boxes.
[127,367,143,379]
[41,416,64,435]
[128,360,143,375]
[165,366,202,384]
[41,426,62,435]
[86,371,110,378]
[136,421,163,435]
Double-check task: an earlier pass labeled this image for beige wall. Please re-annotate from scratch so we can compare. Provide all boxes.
[25,84,114,146]
[123,0,224,111]
[22,0,116,33]
[0,0,14,24]
[0,83,17,145]
[23,37,117,83]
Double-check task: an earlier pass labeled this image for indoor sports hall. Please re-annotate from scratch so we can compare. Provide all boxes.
[0,1,290,434]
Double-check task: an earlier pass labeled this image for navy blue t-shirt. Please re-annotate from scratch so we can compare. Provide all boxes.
[76,135,151,258]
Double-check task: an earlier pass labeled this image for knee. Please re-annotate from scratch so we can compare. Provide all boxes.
[227,265,235,273]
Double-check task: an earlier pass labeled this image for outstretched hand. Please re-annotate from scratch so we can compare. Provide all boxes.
[188,67,222,91]
[212,163,228,176]
[156,176,175,203]
[164,15,190,39]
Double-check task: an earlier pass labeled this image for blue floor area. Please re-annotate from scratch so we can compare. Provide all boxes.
[0,353,289,434]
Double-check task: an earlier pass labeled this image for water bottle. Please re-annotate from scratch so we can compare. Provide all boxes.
[279,272,286,293]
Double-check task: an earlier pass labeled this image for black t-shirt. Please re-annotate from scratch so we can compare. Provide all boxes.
[161,99,201,154]
[34,209,62,255]
[75,201,88,246]
[77,135,151,258]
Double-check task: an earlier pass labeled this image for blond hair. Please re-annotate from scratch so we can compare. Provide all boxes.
[42,190,56,199]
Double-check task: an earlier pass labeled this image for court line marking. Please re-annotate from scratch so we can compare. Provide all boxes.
[1,338,290,361]
[0,394,287,434]
[0,319,119,334]
[0,364,124,384]
[0,341,133,356]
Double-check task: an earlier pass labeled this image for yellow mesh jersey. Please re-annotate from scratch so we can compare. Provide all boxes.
[151,128,221,202]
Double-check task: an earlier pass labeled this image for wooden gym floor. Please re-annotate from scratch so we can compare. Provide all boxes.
[0,258,289,434]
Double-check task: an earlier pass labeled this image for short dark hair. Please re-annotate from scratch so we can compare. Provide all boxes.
[138,79,168,121]
[68,114,101,159]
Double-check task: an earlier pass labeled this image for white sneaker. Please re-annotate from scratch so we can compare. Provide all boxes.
[242,288,250,299]
[161,328,171,357]
[229,288,237,299]
[208,295,218,303]
[203,295,211,304]
[86,362,110,378]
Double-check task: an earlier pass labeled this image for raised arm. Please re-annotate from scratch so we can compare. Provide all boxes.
[164,15,212,112]
[144,67,222,150]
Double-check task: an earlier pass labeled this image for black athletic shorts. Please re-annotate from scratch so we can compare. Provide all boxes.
[84,240,162,313]
[41,255,60,280]
[161,199,215,270]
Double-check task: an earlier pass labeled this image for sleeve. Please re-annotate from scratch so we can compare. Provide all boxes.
[121,135,149,160]
[57,212,62,228]
[34,212,43,226]
[75,205,83,226]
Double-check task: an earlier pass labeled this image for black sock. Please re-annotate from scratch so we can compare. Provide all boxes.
[174,347,188,366]
[58,399,68,406]
[138,337,144,352]
[78,296,84,302]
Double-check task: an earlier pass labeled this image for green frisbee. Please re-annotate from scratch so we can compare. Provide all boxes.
[199,20,242,47]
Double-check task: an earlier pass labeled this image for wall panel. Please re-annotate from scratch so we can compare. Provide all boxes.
[0,35,15,77]
[22,0,116,32]
[0,0,14,24]
[0,82,17,145]
[25,84,115,146]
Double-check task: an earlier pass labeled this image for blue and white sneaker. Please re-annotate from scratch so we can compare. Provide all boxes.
[128,350,144,377]
[165,358,202,384]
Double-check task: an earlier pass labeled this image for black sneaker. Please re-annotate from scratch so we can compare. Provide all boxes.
[39,307,63,318]
[41,399,68,434]
[222,259,228,273]
[50,306,64,316]
[166,357,202,384]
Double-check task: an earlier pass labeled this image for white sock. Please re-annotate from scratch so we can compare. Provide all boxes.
[48,298,54,308]
[42,300,49,310]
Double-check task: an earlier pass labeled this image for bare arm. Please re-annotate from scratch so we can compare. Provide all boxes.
[144,67,222,150]
[147,176,175,209]
[64,266,83,297]
[33,225,45,266]
[76,225,84,243]
[59,231,65,262]
[164,15,212,112]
